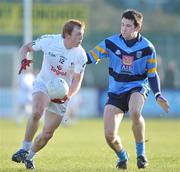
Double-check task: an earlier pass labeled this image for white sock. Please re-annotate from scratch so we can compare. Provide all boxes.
[26,149,36,160]
[22,141,32,151]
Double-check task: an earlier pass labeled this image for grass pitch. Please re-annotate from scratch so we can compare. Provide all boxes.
[0,118,180,172]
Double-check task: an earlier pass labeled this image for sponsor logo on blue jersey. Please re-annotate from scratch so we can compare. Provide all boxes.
[121,55,134,73]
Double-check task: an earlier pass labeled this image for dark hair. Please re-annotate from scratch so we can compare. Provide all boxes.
[122,9,143,27]
[62,19,85,38]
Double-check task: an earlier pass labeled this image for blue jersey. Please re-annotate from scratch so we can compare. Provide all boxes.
[87,34,157,95]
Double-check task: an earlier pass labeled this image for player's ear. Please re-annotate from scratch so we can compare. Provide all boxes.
[135,25,141,32]
[64,33,71,39]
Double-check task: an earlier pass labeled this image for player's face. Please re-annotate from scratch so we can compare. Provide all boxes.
[68,26,84,47]
[121,18,140,40]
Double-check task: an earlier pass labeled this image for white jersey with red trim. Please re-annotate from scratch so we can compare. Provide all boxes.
[32,34,87,86]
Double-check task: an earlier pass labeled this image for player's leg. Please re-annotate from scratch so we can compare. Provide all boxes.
[31,110,62,152]
[104,104,128,169]
[24,92,49,142]
[128,92,148,168]
[24,110,63,169]
[104,104,123,151]
[12,92,49,163]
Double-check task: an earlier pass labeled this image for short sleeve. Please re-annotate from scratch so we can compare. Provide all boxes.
[87,40,108,64]
[32,35,53,51]
[74,48,87,74]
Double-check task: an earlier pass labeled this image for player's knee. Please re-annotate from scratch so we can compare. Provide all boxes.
[105,133,116,143]
[32,106,44,119]
[33,108,44,115]
[42,131,54,141]
[130,108,141,120]
[31,111,42,121]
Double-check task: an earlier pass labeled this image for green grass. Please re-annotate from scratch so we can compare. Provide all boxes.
[0,118,180,172]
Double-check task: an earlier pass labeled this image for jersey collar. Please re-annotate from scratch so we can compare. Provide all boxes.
[120,33,142,47]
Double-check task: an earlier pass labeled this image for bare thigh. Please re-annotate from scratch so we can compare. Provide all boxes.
[128,92,145,117]
[104,104,124,136]
[32,92,50,116]
[43,110,63,134]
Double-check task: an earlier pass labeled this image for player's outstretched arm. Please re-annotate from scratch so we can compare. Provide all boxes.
[19,42,34,60]
[156,95,169,113]
[68,72,84,98]
[148,73,169,113]
[18,42,34,74]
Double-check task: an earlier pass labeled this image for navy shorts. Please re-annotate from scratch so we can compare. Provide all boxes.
[106,87,149,113]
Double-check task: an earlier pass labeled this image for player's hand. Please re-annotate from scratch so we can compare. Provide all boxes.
[156,95,169,113]
[51,95,69,104]
[18,58,32,74]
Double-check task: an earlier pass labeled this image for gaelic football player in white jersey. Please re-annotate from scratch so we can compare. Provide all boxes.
[12,19,87,169]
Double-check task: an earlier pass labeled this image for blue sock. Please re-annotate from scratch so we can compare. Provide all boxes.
[116,149,128,161]
[136,142,145,157]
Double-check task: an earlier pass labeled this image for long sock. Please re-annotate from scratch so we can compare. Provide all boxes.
[116,149,128,161]
[26,150,36,160]
[136,142,145,157]
[21,141,32,151]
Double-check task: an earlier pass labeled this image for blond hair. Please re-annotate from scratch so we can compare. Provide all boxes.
[62,19,85,38]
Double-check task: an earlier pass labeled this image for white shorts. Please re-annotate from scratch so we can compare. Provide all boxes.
[32,79,68,116]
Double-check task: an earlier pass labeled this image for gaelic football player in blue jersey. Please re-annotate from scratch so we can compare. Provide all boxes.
[87,9,169,169]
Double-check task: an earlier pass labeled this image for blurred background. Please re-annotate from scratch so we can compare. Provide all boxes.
[0,0,180,121]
